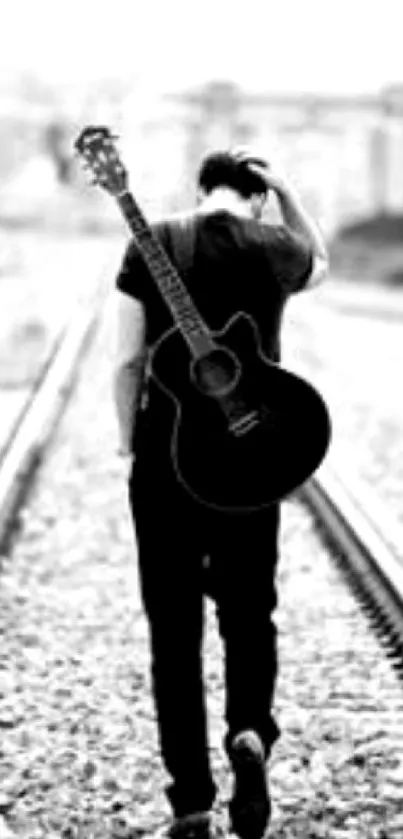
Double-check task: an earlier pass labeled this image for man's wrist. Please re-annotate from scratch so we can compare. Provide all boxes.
[273,178,295,200]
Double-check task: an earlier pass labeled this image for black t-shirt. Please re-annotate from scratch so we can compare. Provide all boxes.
[116,210,313,460]
[116,210,313,364]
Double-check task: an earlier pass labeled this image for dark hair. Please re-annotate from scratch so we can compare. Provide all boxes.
[197,150,268,199]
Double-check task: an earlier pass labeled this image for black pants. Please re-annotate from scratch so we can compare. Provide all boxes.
[128,458,280,818]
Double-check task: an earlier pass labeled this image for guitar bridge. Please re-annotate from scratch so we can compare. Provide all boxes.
[229,411,259,437]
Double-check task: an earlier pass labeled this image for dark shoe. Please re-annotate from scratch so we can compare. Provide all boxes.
[229,730,271,839]
[168,811,215,839]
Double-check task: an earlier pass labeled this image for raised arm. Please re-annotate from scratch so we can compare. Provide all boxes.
[269,176,329,288]
[234,150,329,288]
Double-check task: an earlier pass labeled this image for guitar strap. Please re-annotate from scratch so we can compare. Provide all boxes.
[168,212,197,280]
[140,214,197,414]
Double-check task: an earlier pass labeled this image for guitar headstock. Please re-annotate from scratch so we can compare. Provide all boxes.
[74,126,128,196]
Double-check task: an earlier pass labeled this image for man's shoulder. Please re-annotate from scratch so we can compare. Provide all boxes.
[263,225,313,292]
[259,223,311,261]
[258,221,300,245]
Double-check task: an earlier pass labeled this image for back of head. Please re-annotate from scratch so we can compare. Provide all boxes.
[197,150,268,199]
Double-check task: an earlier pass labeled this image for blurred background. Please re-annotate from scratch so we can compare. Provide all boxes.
[1,0,403,512]
[2,0,403,245]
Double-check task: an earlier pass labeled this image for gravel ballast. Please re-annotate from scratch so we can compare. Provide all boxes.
[0,294,402,838]
[284,290,403,532]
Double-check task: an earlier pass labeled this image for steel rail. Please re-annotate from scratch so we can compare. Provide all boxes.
[2,264,403,664]
[300,462,403,657]
[0,278,107,548]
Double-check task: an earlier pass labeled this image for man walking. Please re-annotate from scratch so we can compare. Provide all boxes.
[114,149,328,839]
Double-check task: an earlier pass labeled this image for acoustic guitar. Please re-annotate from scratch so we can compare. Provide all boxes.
[75,126,331,512]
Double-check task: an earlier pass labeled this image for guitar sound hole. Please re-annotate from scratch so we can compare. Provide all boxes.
[191,349,240,397]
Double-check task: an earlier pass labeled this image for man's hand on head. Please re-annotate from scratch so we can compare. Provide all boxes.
[231,147,288,196]
[231,146,268,169]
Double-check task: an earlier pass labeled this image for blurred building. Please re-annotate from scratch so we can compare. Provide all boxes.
[121,81,403,236]
[1,78,403,237]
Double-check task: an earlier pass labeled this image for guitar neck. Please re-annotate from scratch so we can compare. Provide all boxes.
[117,191,214,357]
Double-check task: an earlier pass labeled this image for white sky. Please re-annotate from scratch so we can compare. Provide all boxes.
[1,0,403,95]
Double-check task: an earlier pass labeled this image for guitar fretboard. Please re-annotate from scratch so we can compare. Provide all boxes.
[118,192,215,358]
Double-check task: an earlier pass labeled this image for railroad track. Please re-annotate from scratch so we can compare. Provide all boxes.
[0,267,109,549]
[1,289,403,836]
[1,279,403,678]
[1,286,403,634]
[301,466,403,669]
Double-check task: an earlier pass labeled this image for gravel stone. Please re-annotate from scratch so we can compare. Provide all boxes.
[0,294,402,836]
[284,293,403,534]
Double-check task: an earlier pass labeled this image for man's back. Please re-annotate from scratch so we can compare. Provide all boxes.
[116,209,312,364]
[112,149,329,839]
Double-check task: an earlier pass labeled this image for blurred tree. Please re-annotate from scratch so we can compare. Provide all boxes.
[43,120,72,185]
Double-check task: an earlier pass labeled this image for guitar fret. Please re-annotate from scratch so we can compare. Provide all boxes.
[73,129,331,513]
[147,259,206,332]
[118,193,215,356]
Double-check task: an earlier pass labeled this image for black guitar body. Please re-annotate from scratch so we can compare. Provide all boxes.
[74,127,331,511]
[150,311,331,512]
